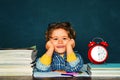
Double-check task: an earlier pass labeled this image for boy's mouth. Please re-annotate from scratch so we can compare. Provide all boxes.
[56,46,65,48]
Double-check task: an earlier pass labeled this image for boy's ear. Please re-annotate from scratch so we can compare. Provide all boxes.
[45,43,49,50]
[72,42,75,48]
[72,44,75,48]
[71,39,75,48]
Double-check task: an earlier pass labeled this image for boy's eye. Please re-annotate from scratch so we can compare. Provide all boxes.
[63,38,67,40]
[53,38,58,40]
[51,37,69,40]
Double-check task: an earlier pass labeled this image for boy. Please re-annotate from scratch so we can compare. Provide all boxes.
[35,22,83,73]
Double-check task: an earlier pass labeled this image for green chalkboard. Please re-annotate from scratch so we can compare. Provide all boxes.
[0,0,120,63]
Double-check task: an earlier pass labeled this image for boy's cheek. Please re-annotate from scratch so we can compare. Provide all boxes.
[50,40,56,44]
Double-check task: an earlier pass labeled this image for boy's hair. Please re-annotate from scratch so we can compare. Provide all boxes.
[45,22,76,41]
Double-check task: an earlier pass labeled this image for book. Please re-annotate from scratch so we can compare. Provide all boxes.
[0,49,34,76]
[33,64,89,78]
[89,70,120,76]
[87,63,120,70]
[87,63,120,77]
[33,71,89,78]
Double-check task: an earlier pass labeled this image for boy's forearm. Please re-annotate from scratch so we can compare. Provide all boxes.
[66,45,74,54]
[67,52,77,62]
[45,47,54,56]
[66,46,77,62]
[40,47,54,65]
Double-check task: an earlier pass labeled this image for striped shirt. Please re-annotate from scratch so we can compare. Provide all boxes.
[35,52,83,72]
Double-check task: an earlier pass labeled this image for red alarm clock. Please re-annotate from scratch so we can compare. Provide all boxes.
[88,37,109,64]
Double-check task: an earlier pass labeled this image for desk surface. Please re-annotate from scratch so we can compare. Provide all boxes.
[0,76,120,80]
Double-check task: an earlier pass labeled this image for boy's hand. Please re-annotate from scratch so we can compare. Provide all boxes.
[46,40,54,50]
[67,39,75,48]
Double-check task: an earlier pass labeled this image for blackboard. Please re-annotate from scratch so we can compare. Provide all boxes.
[0,0,120,63]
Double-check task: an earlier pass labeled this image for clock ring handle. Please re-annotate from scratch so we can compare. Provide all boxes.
[92,37,104,42]
[92,37,108,47]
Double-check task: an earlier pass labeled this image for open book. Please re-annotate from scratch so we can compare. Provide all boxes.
[33,71,89,77]
[33,64,89,77]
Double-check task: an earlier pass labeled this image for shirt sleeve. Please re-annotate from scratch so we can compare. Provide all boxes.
[40,54,52,65]
[67,52,77,62]
[35,54,52,72]
[65,52,84,72]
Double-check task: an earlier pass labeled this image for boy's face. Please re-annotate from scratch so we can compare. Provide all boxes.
[50,28,70,54]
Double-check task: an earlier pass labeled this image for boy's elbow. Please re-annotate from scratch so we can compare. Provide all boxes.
[36,60,51,72]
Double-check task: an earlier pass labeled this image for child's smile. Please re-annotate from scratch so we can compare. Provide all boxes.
[56,45,65,48]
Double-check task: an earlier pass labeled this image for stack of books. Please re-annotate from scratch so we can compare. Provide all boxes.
[0,49,34,76]
[87,63,120,77]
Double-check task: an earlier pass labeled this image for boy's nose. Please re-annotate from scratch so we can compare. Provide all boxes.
[58,39,63,44]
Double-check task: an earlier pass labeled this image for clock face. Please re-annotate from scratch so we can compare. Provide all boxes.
[91,45,108,62]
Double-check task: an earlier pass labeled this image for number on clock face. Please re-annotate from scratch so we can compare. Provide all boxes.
[91,45,107,62]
